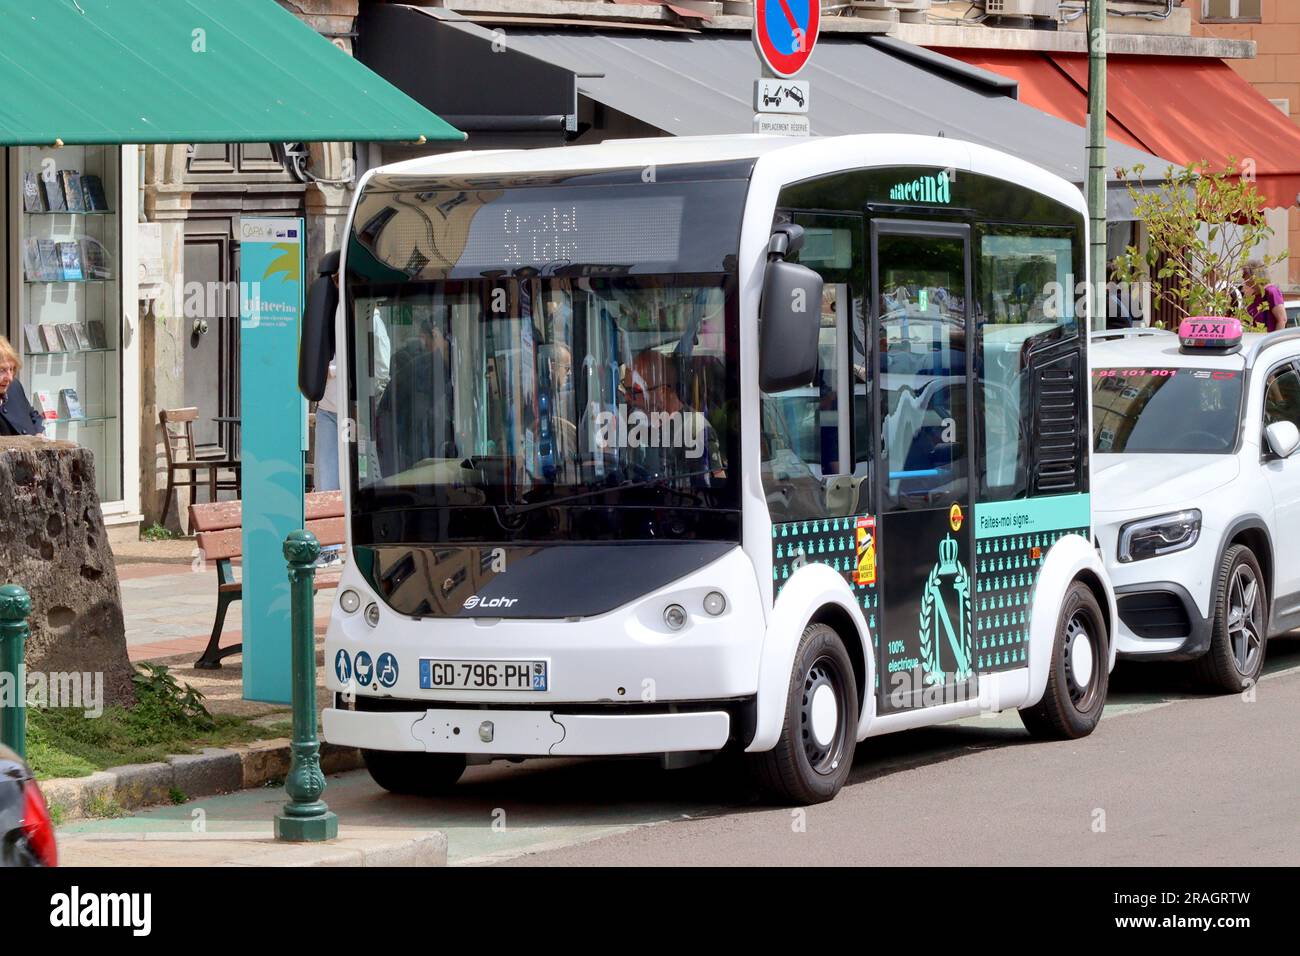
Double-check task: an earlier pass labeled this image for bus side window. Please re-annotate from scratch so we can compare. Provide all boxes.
[761,281,856,522]
[977,231,1078,499]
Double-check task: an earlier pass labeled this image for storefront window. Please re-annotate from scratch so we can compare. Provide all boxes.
[15,145,122,503]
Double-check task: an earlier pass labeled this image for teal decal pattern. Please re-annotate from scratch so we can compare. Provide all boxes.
[772,515,880,686]
[972,496,1092,671]
[920,534,972,684]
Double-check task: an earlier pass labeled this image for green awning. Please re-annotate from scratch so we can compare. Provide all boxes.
[0,0,463,146]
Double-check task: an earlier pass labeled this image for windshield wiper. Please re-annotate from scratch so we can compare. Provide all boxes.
[499,471,714,517]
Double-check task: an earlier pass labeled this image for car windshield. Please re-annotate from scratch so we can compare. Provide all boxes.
[1092,366,1243,453]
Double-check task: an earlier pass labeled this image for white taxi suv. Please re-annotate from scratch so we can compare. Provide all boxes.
[1091,318,1300,692]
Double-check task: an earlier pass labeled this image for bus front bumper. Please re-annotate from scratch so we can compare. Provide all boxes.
[322,705,732,756]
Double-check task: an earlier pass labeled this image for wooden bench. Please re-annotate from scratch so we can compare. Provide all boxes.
[189,491,346,669]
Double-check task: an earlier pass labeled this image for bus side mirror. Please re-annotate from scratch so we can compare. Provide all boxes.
[759,226,822,392]
[299,251,339,402]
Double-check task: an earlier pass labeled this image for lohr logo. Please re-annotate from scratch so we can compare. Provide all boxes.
[463,595,518,610]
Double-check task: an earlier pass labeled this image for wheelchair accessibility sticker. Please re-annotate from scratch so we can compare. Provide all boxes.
[377,653,400,688]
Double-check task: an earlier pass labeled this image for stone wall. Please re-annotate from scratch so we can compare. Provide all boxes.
[0,437,134,707]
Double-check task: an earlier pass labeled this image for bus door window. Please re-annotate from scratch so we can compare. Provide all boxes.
[977,232,1077,499]
[761,214,863,522]
[876,233,969,508]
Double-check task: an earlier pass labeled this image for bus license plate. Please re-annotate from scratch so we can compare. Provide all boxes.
[419,659,548,692]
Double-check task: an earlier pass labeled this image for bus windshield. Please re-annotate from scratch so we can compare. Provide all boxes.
[343,173,744,536]
[1092,367,1243,453]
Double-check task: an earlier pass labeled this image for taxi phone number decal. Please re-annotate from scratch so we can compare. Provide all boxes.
[1093,368,1239,379]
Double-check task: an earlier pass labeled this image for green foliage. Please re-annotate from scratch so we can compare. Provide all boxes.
[46,801,67,827]
[1114,158,1288,327]
[140,523,177,542]
[85,793,127,819]
[131,662,215,737]
[168,787,188,805]
[26,663,288,779]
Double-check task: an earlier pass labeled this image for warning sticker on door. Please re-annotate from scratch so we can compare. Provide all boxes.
[853,516,877,586]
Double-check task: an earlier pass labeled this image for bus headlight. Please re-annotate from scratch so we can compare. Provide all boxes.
[1118,510,1201,563]
[703,591,727,616]
[364,602,381,627]
[339,589,361,614]
[663,604,687,631]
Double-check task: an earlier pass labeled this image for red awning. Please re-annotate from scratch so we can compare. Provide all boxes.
[936,49,1300,209]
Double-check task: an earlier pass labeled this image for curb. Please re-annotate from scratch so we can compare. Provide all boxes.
[42,740,364,821]
[59,829,448,868]
[222,832,448,867]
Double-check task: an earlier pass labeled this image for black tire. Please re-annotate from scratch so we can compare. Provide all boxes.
[1019,581,1109,740]
[362,749,466,796]
[749,623,858,805]
[1194,544,1268,693]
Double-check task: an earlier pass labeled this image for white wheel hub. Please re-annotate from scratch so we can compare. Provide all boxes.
[810,683,838,747]
[1070,630,1095,687]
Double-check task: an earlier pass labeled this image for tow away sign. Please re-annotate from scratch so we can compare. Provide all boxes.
[754,78,810,114]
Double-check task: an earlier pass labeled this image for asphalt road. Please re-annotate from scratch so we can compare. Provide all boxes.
[61,637,1300,866]
[499,637,1300,866]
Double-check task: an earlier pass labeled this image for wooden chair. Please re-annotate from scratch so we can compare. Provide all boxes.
[160,407,241,530]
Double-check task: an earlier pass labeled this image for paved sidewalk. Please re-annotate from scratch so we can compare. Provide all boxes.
[112,536,335,665]
[109,536,335,722]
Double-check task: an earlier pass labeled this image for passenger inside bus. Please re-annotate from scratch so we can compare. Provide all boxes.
[375,314,457,476]
[623,349,724,488]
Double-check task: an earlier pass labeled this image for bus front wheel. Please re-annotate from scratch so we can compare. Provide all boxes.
[749,622,858,805]
[362,749,467,797]
[1019,581,1108,740]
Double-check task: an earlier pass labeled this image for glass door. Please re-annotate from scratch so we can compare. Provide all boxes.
[871,221,975,713]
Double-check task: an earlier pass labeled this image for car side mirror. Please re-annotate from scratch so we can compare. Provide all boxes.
[759,225,823,393]
[299,250,339,402]
[1265,420,1300,459]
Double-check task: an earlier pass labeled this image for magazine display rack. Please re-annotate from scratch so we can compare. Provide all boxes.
[15,145,121,503]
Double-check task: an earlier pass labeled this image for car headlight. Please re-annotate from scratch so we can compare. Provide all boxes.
[1118,510,1201,563]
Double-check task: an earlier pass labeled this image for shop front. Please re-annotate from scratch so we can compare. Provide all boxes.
[2,145,139,519]
[0,0,460,534]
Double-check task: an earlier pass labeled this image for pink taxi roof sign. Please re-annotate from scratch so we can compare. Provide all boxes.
[1179,317,1243,354]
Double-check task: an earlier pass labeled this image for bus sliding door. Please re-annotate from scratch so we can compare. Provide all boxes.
[871,221,977,714]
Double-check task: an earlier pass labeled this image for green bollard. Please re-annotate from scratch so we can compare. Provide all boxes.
[0,584,32,760]
[274,530,338,842]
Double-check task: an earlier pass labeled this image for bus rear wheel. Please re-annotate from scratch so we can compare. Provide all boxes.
[362,749,466,797]
[1019,581,1108,740]
[749,623,857,805]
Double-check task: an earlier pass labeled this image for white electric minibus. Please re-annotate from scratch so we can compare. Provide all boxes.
[300,134,1117,804]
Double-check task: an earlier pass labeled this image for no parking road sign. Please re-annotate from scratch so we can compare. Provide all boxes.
[753,0,820,78]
